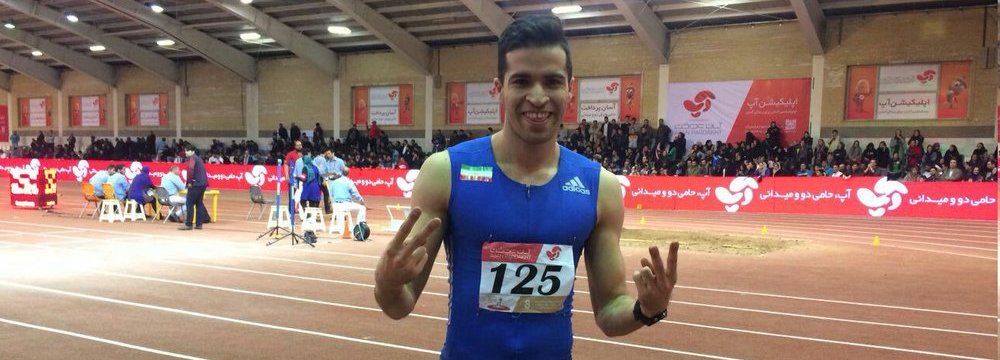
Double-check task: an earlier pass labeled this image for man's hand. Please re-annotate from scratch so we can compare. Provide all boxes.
[375,208,441,289]
[632,242,679,317]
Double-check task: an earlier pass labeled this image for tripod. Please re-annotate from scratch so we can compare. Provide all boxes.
[256,159,312,247]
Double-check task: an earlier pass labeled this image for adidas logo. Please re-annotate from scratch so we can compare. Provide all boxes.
[562,176,591,195]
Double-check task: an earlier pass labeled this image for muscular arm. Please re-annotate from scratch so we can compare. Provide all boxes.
[585,169,645,337]
[374,151,451,319]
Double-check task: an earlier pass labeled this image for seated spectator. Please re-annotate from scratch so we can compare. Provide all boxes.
[127,166,155,205]
[924,166,942,182]
[941,159,963,181]
[811,164,825,177]
[109,165,129,200]
[967,166,984,182]
[862,160,878,176]
[329,168,366,222]
[902,166,923,182]
[89,165,116,197]
[985,160,998,181]
[161,165,187,222]
[888,153,904,180]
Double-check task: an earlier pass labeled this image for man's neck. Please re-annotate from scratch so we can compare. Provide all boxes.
[491,130,560,182]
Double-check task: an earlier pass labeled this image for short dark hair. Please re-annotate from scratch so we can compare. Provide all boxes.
[497,15,572,82]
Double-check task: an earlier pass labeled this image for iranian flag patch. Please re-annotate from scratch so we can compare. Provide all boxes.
[460,165,493,182]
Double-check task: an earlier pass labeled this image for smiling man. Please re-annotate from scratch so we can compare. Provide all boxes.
[374,15,679,359]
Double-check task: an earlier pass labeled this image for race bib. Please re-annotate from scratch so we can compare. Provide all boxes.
[479,242,575,313]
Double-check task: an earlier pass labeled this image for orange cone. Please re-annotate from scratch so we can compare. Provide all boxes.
[342,217,352,239]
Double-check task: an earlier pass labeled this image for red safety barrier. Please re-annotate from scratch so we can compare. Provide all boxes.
[0,158,994,220]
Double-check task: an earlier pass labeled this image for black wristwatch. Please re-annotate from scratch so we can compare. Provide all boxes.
[633,300,668,326]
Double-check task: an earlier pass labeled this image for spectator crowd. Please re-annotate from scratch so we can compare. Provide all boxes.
[3,117,996,183]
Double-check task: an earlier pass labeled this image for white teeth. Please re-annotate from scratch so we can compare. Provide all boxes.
[522,112,549,120]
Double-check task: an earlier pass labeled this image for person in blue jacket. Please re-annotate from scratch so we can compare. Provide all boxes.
[127,166,154,205]
[373,15,680,359]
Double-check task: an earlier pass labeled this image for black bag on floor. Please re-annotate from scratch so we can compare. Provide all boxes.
[352,222,370,242]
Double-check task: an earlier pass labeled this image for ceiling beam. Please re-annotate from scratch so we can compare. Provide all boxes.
[0,46,60,88]
[91,0,257,82]
[0,0,179,84]
[611,0,668,63]
[0,26,116,85]
[324,0,433,74]
[206,0,338,78]
[790,0,825,55]
[455,0,513,36]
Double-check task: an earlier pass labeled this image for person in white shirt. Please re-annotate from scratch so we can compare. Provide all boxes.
[160,165,187,221]
[328,167,366,222]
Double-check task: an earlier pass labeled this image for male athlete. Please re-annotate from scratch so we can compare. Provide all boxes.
[374,15,679,359]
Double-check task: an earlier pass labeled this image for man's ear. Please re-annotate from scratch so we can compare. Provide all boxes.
[568,77,576,103]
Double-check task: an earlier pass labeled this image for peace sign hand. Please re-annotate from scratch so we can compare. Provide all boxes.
[632,242,680,317]
[375,208,442,289]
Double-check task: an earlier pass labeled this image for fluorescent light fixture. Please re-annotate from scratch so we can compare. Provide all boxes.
[3,21,14,29]
[551,5,582,14]
[327,26,351,35]
[239,32,261,41]
[89,45,105,52]
[31,50,42,57]
[65,13,79,23]
[150,4,164,13]
[240,0,253,4]
[156,39,175,47]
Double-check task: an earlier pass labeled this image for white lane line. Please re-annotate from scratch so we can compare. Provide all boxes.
[92,270,745,359]
[0,317,207,360]
[1,226,994,320]
[0,280,442,356]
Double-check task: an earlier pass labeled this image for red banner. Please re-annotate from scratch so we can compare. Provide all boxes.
[0,105,8,143]
[353,87,369,125]
[619,75,641,121]
[447,82,465,124]
[1,159,994,220]
[845,66,877,120]
[937,62,971,119]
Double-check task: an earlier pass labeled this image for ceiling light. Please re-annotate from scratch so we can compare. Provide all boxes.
[89,45,105,52]
[65,13,79,23]
[31,50,42,57]
[240,0,253,4]
[239,32,261,41]
[156,39,175,47]
[551,5,582,14]
[149,4,164,13]
[327,26,351,35]
[3,21,14,29]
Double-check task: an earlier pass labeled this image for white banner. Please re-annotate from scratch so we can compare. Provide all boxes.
[369,106,399,125]
[878,64,940,93]
[369,86,400,107]
[466,82,498,104]
[466,103,500,124]
[137,94,161,126]
[578,78,620,102]
[875,93,937,120]
[578,102,619,122]
[664,81,752,146]
[80,96,100,127]
[28,98,46,127]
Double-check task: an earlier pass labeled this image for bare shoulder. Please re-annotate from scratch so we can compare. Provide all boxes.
[595,167,623,221]
[412,152,451,213]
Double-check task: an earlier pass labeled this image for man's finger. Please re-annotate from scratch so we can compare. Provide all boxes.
[666,241,680,283]
[408,246,429,270]
[640,258,656,279]
[649,246,667,278]
[639,267,655,290]
[632,270,645,287]
[389,207,422,249]
[400,217,441,259]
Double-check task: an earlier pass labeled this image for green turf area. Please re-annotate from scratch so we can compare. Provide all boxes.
[620,228,803,256]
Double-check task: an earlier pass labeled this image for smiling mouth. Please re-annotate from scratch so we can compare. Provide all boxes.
[521,111,552,123]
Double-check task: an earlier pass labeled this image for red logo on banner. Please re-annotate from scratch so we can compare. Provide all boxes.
[683,90,716,118]
[915,70,936,84]
[388,90,399,101]
[605,81,619,95]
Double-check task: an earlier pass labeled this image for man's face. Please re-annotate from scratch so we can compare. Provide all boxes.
[325,150,334,160]
[495,46,572,145]
[949,160,957,169]
[294,141,302,151]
